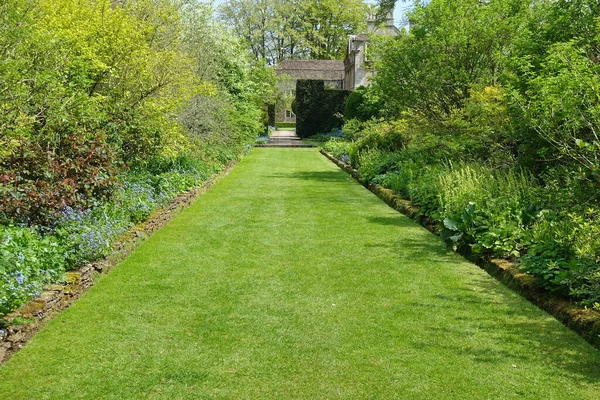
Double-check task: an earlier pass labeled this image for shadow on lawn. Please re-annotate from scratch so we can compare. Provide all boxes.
[364,216,453,262]
[364,224,600,383]
[417,277,600,384]
[266,171,348,183]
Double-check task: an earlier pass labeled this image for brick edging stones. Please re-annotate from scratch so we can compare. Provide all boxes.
[0,161,237,364]
[321,149,600,350]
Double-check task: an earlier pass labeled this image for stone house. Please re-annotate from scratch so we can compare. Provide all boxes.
[344,9,399,91]
[273,9,398,123]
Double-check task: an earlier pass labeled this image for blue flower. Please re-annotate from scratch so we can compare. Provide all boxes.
[15,272,25,285]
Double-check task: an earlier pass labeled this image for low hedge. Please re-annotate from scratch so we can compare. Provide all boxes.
[276,122,296,128]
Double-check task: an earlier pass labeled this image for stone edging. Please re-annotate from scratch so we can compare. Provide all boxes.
[0,161,237,364]
[321,149,600,349]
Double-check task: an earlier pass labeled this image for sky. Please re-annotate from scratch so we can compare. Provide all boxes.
[210,0,412,28]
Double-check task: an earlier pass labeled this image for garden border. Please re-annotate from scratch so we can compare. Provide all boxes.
[0,161,237,364]
[321,149,600,350]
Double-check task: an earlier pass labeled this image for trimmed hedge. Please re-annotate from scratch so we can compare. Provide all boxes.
[295,80,350,138]
[267,104,276,127]
[276,122,296,128]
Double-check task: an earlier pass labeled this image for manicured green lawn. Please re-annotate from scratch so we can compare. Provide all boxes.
[1,148,599,399]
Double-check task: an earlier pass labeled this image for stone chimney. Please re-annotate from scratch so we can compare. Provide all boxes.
[367,13,376,34]
[367,6,396,36]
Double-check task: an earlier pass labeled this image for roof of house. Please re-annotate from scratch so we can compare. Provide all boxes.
[276,60,345,80]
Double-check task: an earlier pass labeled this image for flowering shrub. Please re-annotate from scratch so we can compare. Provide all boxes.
[117,180,167,224]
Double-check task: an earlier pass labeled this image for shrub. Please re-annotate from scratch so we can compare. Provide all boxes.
[276,122,296,129]
[307,129,344,142]
[344,86,382,121]
[0,134,118,227]
[54,205,131,269]
[357,150,404,183]
[349,120,407,166]
[295,80,350,138]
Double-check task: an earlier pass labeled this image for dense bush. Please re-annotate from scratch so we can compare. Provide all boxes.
[295,80,350,138]
[0,135,117,226]
[334,115,599,307]
[521,210,600,307]
[344,86,382,121]
[0,159,216,319]
[323,140,352,164]
[437,165,541,258]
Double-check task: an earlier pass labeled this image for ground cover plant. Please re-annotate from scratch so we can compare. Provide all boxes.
[334,0,600,309]
[0,148,599,398]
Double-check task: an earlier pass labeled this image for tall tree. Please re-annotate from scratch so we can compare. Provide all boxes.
[218,0,368,63]
[373,0,526,119]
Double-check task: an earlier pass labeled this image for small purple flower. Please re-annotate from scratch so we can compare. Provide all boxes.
[15,273,25,286]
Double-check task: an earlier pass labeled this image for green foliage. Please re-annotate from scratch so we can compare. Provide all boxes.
[0,0,274,317]
[373,0,526,119]
[521,209,600,307]
[348,119,407,166]
[180,5,275,154]
[356,150,403,182]
[438,165,541,258]
[218,0,368,62]
[295,80,350,138]
[276,122,296,128]
[323,139,352,163]
[0,226,66,317]
[509,40,600,174]
[349,0,600,307]
[344,86,382,121]
[0,0,211,226]
[0,154,216,318]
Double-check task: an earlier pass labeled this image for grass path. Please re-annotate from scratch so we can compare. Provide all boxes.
[1,148,599,399]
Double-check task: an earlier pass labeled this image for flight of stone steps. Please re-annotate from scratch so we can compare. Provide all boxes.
[255,130,315,148]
